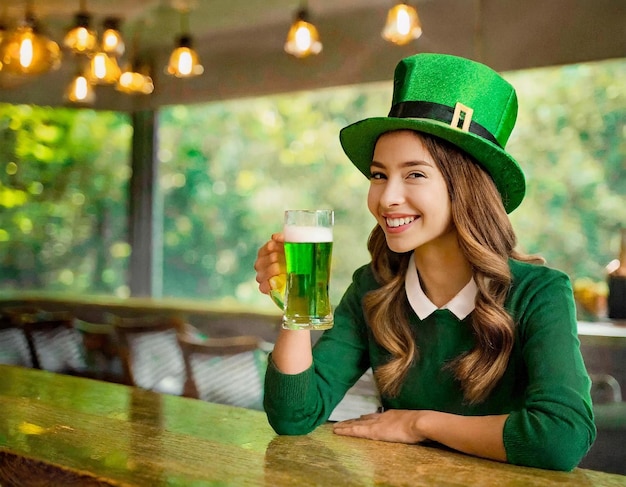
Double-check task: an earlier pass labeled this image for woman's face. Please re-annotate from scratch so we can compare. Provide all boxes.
[367,130,455,254]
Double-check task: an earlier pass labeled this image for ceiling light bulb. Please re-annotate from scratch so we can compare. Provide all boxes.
[66,73,95,104]
[284,9,322,58]
[166,35,203,78]
[0,24,61,75]
[19,36,34,67]
[179,50,193,75]
[382,2,422,45]
[101,17,125,57]
[88,51,121,84]
[64,12,97,53]
[117,64,154,95]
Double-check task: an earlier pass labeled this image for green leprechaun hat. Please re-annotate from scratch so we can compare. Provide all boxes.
[339,53,525,213]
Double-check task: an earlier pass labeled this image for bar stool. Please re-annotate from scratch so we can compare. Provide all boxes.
[177,332,270,410]
[113,315,189,395]
[0,312,32,367]
[73,318,125,383]
[590,373,622,404]
[19,311,88,374]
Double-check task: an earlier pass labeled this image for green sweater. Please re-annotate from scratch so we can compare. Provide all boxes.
[264,259,596,471]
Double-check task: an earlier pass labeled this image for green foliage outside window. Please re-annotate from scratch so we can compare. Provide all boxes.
[0,58,624,313]
[506,61,626,280]
[0,105,131,296]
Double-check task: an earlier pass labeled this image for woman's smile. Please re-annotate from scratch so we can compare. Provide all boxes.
[384,215,418,233]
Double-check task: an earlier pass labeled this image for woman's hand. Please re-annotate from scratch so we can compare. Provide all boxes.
[254,233,286,295]
[334,409,508,462]
[332,410,426,444]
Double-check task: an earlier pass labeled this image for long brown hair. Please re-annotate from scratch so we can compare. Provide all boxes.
[364,132,543,403]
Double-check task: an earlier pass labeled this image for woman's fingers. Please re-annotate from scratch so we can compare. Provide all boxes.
[254,233,286,294]
[333,410,425,444]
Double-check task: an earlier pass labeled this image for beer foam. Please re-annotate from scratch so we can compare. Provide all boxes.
[284,225,333,242]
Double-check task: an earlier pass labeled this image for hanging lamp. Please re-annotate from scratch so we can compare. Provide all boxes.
[284,4,322,58]
[87,16,125,84]
[65,71,96,104]
[88,51,121,84]
[101,17,125,57]
[166,9,203,78]
[0,1,61,75]
[117,63,154,95]
[117,26,153,94]
[382,1,422,46]
[63,0,97,54]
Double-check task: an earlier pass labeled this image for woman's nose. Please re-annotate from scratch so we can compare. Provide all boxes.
[380,177,405,207]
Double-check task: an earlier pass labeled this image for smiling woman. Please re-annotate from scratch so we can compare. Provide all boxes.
[254,53,598,471]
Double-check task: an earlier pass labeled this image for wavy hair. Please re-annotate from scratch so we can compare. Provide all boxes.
[364,132,543,403]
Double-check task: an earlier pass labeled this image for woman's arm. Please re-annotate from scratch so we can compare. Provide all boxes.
[333,409,508,462]
[501,267,595,471]
[271,328,313,374]
[263,265,375,435]
[254,232,314,374]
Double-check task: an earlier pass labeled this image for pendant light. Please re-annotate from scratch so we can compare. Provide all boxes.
[63,0,97,54]
[86,16,125,84]
[284,4,322,58]
[0,1,61,76]
[117,63,154,95]
[66,71,95,104]
[88,51,121,84]
[101,17,125,58]
[117,27,153,95]
[382,2,422,46]
[166,9,203,78]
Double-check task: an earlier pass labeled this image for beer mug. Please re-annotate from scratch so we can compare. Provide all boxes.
[269,209,334,330]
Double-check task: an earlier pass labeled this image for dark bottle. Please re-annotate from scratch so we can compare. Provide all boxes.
[607,228,626,320]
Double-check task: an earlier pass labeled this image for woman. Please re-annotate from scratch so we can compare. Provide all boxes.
[254,53,595,471]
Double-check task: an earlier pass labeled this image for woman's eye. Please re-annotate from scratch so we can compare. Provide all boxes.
[369,171,386,180]
[407,172,425,179]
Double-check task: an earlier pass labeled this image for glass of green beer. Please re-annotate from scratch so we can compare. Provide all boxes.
[271,209,334,330]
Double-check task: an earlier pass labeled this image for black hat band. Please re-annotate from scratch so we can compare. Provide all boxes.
[389,100,501,148]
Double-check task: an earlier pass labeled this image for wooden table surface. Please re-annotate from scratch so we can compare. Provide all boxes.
[1,364,625,487]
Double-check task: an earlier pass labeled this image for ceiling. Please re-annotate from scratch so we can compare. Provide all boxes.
[0,0,625,111]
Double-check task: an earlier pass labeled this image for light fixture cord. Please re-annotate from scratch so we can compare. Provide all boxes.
[130,21,145,66]
[296,0,310,22]
[180,8,190,34]
[24,0,37,27]
[0,4,8,26]
[473,0,484,62]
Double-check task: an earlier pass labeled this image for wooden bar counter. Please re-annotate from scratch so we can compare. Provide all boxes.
[0,365,624,486]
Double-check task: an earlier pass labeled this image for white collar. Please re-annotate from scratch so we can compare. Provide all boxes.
[405,252,477,320]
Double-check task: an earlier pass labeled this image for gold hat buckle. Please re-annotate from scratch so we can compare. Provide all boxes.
[451,102,473,132]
